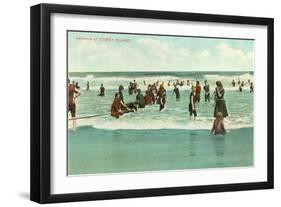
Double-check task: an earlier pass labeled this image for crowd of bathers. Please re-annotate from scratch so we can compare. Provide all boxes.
[68,77,253,134]
[232,79,254,93]
[111,81,168,119]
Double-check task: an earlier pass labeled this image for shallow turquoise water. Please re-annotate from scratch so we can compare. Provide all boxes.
[68,71,254,175]
[68,127,253,175]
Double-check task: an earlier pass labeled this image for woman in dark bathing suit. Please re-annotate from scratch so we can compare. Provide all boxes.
[157,84,167,111]
[189,87,197,120]
[136,89,145,108]
[98,84,105,96]
[173,85,180,101]
[203,80,210,103]
[159,91,167,111]
[213,81,228,118]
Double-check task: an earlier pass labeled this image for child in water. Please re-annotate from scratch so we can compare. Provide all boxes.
[211,112,226,135]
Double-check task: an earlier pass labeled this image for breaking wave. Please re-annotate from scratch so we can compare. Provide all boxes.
[69,72,254,91]
[70,105,253,131]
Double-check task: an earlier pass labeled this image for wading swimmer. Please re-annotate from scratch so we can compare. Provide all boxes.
[232,79,235,87]
[239,84,243,92]
[156,84,166,104]
[144,90,153,105]
[195,80,201,103]
[250,82,254,93]
[86,81,90,91]
[159,91,167,111]
[68,79,81,129]
[111,92,136,119]
[118,85,132,112]
[118,85,125,104]
[214,81,228,118]
[189,87,197,120]
[136,89,145,108]
[98,84,105,96]
[133,80,138,93]
[128,82,134,95]
[203,80,210,103]
[111,93,123,119]
[150,84,157,104]
[75,82,81,90]
[173,85,181,101]
[211,112,226,135]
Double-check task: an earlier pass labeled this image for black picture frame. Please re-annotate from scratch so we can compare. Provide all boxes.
[30,3,274,204]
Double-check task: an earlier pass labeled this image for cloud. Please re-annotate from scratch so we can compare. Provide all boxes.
[77,39,109,54]
[137,37,161,46]
[216,43,253,68]
[217,43,248,59]
[136,37,192,67]
[197,50,210,59]
[69,35,254,72]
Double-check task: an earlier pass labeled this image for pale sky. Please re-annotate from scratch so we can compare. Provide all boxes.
[68,31,254,72]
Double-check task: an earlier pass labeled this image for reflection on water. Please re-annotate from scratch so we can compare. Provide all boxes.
[212,135,226,167]
[188,132,198,157]
[112,130,121,139]
[214,136,225,157]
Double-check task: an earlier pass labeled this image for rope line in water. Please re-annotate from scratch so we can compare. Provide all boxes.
[69,96,199,121]
[68,112,110,121]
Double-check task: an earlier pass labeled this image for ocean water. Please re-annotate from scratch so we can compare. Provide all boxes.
[68,71,254,175]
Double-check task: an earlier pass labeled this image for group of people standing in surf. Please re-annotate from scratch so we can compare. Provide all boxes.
[232,78,254,93]
[111,81,168,119]
[109,79,229,135]
[68,77,253,135]
[183,79,227,135]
